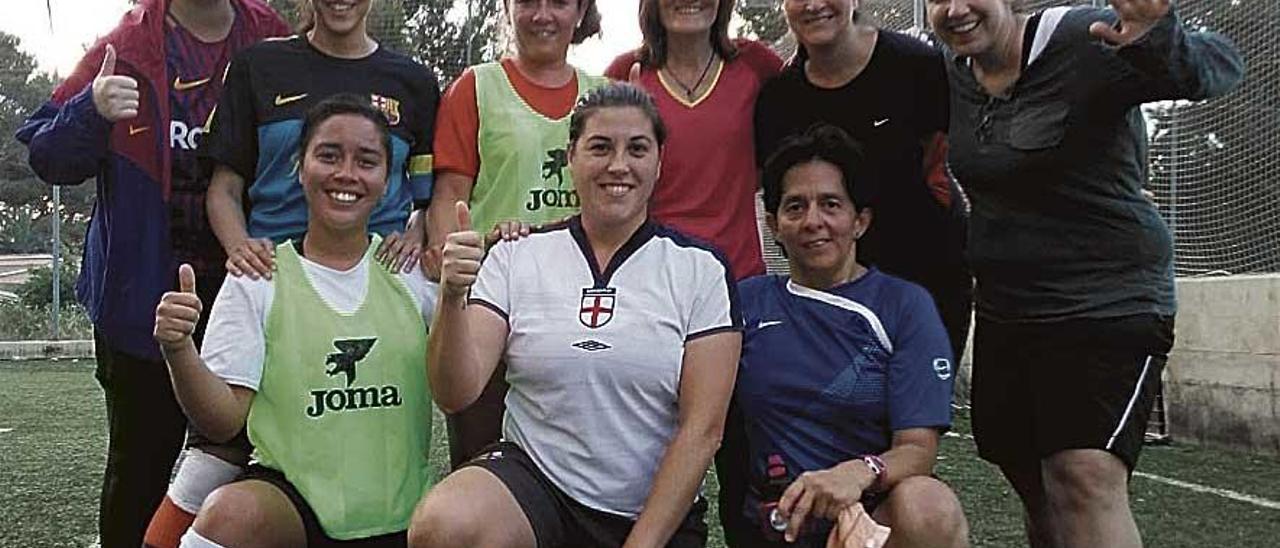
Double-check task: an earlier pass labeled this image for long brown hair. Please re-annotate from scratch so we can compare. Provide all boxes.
[636,0,738,68]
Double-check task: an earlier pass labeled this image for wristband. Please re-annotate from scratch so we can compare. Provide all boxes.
[860,454,887,493]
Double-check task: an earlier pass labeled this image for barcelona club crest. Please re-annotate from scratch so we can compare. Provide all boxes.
[580,287,617,329]
[370,94,402,126]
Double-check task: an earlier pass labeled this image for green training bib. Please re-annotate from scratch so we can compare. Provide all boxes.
[248,238,431,540]
[471,61,606,234]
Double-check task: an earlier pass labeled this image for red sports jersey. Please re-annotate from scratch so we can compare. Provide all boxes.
[606,40,782,280]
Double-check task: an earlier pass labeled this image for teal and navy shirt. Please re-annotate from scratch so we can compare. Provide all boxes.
[202,36,439,242]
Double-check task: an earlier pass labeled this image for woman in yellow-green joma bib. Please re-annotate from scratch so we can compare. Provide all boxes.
[154,95,438,548]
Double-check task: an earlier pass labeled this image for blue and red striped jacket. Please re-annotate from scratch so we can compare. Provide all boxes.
[15,0,289,360]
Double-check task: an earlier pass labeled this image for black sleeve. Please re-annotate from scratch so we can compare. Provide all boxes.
[754,83,779,170]
[405,62,441,208]
[200,50,259,181]
[921,46,951,135]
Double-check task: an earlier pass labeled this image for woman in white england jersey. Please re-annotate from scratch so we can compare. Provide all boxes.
[410,83,742,548]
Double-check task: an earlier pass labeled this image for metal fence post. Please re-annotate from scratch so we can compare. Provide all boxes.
[52,185,61,340]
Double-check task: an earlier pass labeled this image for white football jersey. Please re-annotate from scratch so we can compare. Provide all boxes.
[471,217,741,517]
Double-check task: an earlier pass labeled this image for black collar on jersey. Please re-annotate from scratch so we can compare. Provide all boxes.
[568,216,657,289]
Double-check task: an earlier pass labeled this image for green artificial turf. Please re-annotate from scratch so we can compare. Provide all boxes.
[3,360,1278,547]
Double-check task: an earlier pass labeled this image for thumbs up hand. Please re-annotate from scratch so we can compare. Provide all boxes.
[155,264,204,351]
[440,201,485,300]
[92,44,140,122]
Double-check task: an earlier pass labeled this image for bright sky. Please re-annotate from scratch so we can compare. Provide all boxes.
[1,0,641,77]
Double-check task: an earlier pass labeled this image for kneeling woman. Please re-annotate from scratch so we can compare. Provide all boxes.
[154,96,437,548]
[735,125,968,547]
[410,83,742,548]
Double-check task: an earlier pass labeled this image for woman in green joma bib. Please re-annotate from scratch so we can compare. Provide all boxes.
[425,0,608,469]
[154,94,439,548]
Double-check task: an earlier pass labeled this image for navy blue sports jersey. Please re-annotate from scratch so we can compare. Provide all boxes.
[202,36,439,242]
[165,5,261,275]
[736,269,954,507]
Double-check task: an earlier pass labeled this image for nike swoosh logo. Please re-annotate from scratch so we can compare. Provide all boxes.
[128,125,149,136]
[274,93,308,106]
[172,76,211,91]
[873,118,890,127]
[757,320,784,329]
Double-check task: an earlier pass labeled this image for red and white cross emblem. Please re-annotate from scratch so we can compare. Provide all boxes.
[579,287,617,329]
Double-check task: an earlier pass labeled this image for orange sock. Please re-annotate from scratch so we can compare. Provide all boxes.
[144,495,197,548]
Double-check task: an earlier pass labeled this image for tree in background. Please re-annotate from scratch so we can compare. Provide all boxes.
[0,31,92,256]
[735,1,787,44]
[267,0,500,85]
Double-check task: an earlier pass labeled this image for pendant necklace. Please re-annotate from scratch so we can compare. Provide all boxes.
[667,53,716,101]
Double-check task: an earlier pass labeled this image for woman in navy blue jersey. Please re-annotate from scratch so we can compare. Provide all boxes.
[734,124,968,548]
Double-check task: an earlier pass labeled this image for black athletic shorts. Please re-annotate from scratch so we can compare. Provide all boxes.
[462,441,708,548]
[239,465,407,547]
[970,313,1174,470]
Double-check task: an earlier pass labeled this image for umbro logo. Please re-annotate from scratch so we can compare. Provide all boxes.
[572,340,612,352]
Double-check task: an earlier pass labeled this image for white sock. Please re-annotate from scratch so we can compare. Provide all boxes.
[169,448,245,513]
[178,528,227,548]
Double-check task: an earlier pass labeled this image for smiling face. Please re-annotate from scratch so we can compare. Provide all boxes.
[569,106,662,230]
[926,0,1016,58]
[658,0,719,37]
[508,0,585,65]
[299,113,389,234]
[783,0,856,49]
[310,0,372,38]
[767,159,871,282]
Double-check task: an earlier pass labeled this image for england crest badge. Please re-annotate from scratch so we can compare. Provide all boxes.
[579,287,617,329]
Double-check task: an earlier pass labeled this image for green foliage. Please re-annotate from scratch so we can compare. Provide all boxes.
[16,261,79,310]
[264,0,502,86]
[735,2,789,45]
[403,0,502,85]
[0,301,92,340]
[0,31,92,256]
[0,32,57,182]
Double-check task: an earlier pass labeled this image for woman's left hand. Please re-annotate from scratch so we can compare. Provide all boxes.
[777,463,872,542]
[1090,0,1172,46]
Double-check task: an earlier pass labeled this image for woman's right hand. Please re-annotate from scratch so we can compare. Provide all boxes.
[486,219,533,246]
[155,264,203,353]
[441,201,484,299]
[225,237,276,280]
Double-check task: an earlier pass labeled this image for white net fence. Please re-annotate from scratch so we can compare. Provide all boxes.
[757,0,1279,277]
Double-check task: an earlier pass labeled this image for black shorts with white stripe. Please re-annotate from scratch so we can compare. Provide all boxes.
[970,313,1175,470]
